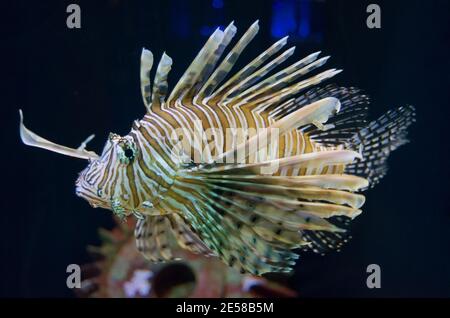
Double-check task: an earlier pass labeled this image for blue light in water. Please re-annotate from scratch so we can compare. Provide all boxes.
[212,0,224,9]
[271,0,317,41]
[298,0,311,39]
[271,0,297,38]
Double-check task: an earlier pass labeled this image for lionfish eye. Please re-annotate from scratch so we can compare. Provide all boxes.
[118,138,137,164]
[124,148,134,159]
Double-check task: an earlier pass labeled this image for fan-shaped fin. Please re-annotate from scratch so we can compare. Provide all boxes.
[135,216,176,262]
[161,163,368,274]
[189,177,365,209]
[345,105,415,187]
[203,20,260,102]
[283,85,370,146]
[227,53,328,107]
[167,213,216,257]
[193,22,238,100]
[168,178,302,274]
[245,69,342,112]
[167,28,225,105]
[213,97,341,163]
[205,35,289,100]
[220,46,296,102]
[151,52,173,109]
[203,149,361,175]
[140,48,154,110]
[194,174,369,191]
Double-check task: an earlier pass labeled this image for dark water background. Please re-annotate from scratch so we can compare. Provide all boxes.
[2,0,450,297]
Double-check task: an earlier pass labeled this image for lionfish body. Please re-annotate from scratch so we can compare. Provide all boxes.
[20,21,415,275]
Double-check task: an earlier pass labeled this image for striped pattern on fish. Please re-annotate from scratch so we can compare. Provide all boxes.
[19,21,415,275]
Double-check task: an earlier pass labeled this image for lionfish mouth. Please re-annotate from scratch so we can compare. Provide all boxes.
[75,187,110,209]
[75,173,109,209]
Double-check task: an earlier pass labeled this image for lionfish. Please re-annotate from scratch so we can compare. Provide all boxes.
[19,21,414,275]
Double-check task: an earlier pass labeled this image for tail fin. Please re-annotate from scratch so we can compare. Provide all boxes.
[345,105,416,188]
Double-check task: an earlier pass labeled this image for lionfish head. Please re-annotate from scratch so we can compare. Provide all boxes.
[19,110,141,217]
[75,132,141,213]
